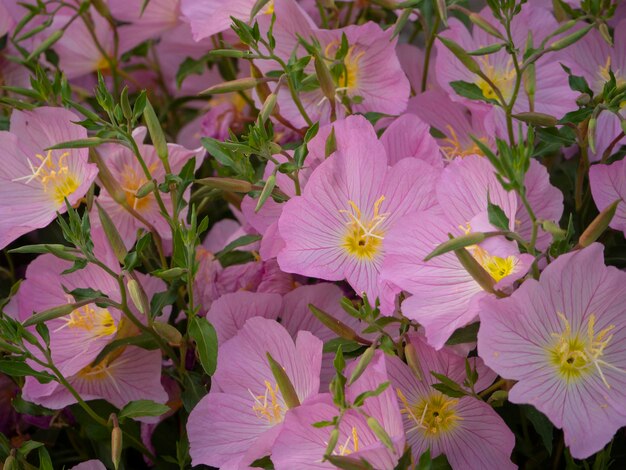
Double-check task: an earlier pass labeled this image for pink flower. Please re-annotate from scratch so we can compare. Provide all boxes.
[23,346,167,411]
[381,155,540,348]
[435,3,577,138]
[94,127,204,250]
[0,107,98,249]
[187,317,322,468]
[272,352,405,469]
[561,21,626,161]
[277,115,439,305]
[589,159,626,235]
[386,335,515,469]
[69,460,107,470]
[180,0,275,41]
[256,0,410,127]
[478,244,626,459]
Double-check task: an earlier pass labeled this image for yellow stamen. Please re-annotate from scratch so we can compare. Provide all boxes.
[440,125,487,160]
[337,426,360,456]
[397,389,461,436]
[340,196,387,260]
[475,56,516,102]
[119,162,158,211]
[460,222,518,283]
[250,380,285,425]
[547,312,625,389]
[57,304,117,338]
[12,150,80,205]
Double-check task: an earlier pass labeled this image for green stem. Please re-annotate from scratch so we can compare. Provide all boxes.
[421,15,440,92]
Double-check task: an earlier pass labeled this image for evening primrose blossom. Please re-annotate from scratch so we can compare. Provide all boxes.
[478,244,626,459]
[0,107,98,249]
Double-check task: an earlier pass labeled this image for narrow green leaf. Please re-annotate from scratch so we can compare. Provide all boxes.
[189,317,218,375]
[119,400,170,420]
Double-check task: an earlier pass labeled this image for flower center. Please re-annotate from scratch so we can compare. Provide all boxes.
[12,150,80,205]
[440,125,487,160]
[119,163,157,211]
[340,196,387,260]
[547,312,624,388]
[336,426,360,456]
[57,304,117,338]
[460,224,517,283]
[397,389,461,436]
[323,42,365,95]
[249,380,285,425]
[475,56,516,102]
[598,56,626,88]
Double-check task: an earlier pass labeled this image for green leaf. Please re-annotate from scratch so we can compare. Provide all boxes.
[416,448,432,470]
[0,360,55,382]
[189,316,218,375]
[445,322,479,345]
[487,196,510,230]
[522,405,554,455]
[119,400,170,420]
[424,233,486,261]
[215,234,262,258]
[450,80,497,104]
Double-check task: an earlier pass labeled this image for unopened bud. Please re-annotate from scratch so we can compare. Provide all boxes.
[259,93,277,123]
[126,278,147,315]
[111,415,122,470]
[195,177,253,193]
[469,13,504,40]
[576,93,591,106]
[404,341,423,380]
[512,112,558,127]
[348,344,376,385]
[309,304,372,345]
[455,246,496,294]
[199,77,270,96]
[438,36,482,74]
[577,199,620,248]
[549,24,593,51]
[136,180,156,199]
[153,321,183,346]
[266,352,300,409]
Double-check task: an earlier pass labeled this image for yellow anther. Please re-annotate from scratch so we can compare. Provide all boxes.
[548,313,624,389]
[340,196,388,260]
[250,380,285,425]
[57,304,117,338]
[397,389,461,437]
[441,125,487,160]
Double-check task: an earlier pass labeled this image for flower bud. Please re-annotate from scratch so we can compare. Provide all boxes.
[469,13,505,40]
[512,112,558,127]
[404,341,423,381]
[195,177,253,193]
[199,77,270,96]
[309,304,372,345]
[111,416,122,470]
[266,352,300,409]
[348,344,376,385]
[127,278,147,315]
[424,232,486,261]
[438,36,482,75]
[455,246,496,294]
[549,24,593,51]
[153,321,183,346]
[577,199,620,248]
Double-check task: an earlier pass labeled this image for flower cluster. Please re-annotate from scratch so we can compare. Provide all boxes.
[0,0,626,469]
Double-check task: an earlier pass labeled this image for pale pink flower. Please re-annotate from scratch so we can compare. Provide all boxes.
[277,115,439,305]
[386,335,515,469]
[187,317,322,468]
[94,127,204,250]
[589,158,626,236]
[272,352,405,469]
[478,244,626,459]
[0,107,98,249]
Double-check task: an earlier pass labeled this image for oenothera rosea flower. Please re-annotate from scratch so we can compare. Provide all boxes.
[589,159,626,236]
[561,20,626,161]
[408,89,491,162]
[23,346,167,411]
[277,115,439,305]
[381,155,549,348]
[478,244,626,459]
[187,317,322,468]
[272,352,405,469]
[0,107,98,249]
[386,335,515,469]
[94,127,204,250]
[255,0,410,127]
[435,3,576,138]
